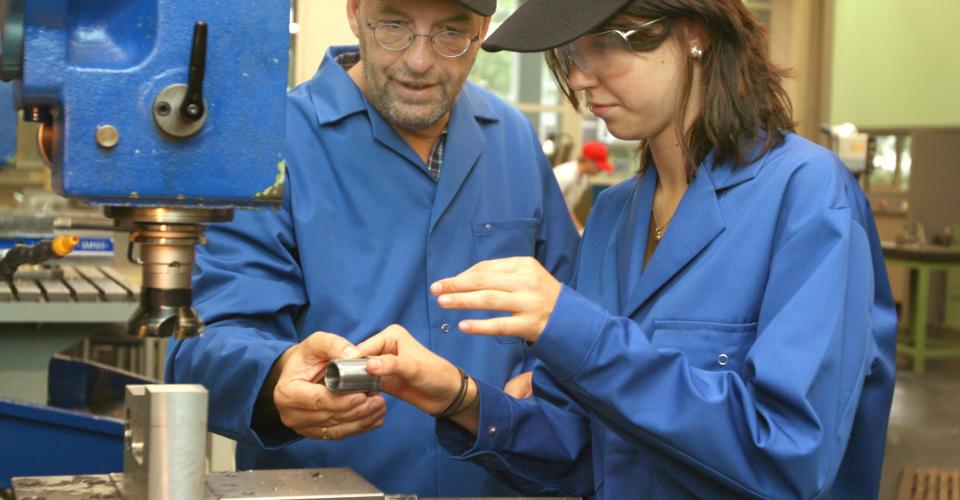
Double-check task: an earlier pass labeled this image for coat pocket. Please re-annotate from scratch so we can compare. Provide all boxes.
[472,218,540,261]
[472,219,540,344]
[651,320,757,373]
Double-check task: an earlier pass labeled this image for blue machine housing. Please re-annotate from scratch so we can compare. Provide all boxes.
[0,82,16,164]
[15,0,288,207]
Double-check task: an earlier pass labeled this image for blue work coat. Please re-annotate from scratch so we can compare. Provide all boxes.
[439,134,897,499]
[166,46,579,497]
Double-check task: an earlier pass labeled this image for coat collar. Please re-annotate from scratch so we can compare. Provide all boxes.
[706,138,772,191]
[618,159,727,318]
[307,46,368,126]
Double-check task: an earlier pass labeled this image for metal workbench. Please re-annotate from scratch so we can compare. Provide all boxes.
[1,264,140,405]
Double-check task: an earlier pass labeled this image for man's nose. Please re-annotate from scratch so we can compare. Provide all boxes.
[403,35,435,74]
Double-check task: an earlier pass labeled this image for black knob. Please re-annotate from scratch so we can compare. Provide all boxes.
[0,0,26,82]
[180,21,207,122]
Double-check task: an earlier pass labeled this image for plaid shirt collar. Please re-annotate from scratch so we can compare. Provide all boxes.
[427,130,447,182]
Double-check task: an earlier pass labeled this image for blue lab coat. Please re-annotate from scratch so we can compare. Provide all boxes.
[439,134,897,499]
[166,46,579,496]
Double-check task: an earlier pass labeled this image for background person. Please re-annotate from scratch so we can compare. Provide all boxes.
[552,140,614,231]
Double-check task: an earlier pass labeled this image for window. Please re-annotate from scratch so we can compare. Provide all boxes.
[470,0,575,163]
[865,132,912,192]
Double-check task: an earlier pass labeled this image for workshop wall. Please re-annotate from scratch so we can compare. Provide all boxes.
[293,0,355,86]
[831,0,960,127]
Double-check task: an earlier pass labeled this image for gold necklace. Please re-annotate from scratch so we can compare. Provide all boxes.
[652,209,669,241]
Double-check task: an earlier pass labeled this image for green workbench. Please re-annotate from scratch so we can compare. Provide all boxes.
[883,242,960,374]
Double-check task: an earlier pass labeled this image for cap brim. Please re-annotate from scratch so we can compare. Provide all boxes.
[456,0,495,17]
[482,0,632,52]
[599,160,614,173]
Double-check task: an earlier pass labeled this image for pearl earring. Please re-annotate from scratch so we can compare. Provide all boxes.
[690,46,703,59]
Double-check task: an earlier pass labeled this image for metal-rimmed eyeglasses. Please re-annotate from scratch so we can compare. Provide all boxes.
[363,13,481,58]
[553,16,669,78]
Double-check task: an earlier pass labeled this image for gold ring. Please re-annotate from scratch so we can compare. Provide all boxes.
[320,425,329,440]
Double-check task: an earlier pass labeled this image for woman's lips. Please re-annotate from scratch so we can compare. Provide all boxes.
[589,103,617,117]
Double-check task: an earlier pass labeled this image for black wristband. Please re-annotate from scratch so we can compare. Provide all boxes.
[434,367,468,418]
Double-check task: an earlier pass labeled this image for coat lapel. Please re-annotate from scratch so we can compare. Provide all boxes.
[616,170,656,313]
[429,94,485,232]
[621,164,726,318]
[367,108,427,171]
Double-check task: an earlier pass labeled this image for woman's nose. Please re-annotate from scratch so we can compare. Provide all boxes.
[567,65,597,91]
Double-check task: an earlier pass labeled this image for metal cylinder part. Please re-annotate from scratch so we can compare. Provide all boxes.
[127,225,203,338]
[134,227,199,290]
[325,358,381,393]
[104,207,233,338]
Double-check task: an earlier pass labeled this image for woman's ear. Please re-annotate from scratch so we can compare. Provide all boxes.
[680,21,708,60]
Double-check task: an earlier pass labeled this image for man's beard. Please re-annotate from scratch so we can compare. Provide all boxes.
[359,40,462,131]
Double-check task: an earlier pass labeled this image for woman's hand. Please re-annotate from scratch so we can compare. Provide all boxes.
[504,371,534,399]
[358,325,479,433]
[430,257,562,343]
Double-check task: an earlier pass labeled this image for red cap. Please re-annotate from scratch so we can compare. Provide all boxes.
[582,141,613,172]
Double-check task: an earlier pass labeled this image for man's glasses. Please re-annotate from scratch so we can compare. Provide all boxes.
[363,14,481,58]
[553,16,668,79]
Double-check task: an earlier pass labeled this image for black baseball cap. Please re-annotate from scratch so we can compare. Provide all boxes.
[457,0,496,16]
[483,0,632,52]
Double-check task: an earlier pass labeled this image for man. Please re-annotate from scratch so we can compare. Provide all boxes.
[552,141,614,231]
[165,0,579,497]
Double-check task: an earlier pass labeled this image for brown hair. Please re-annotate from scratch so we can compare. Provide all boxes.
[546,0,795,178]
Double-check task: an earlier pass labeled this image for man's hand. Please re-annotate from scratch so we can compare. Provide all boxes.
[430,256,562,343]
[504,371,534,399]
[267,332,386,441]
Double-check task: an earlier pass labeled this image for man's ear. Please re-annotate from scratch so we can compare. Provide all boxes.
[346,0,362,39]
[477,15,492,41]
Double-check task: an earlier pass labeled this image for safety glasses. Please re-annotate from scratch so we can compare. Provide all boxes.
[363,13,481,58]
[552,16,668,79]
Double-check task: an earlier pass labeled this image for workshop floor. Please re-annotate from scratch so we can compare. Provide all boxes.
[879,357,960,499]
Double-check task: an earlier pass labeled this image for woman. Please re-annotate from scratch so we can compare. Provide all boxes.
[359,0,897,497]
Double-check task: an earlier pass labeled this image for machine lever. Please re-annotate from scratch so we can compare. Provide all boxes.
[180,21,207,121]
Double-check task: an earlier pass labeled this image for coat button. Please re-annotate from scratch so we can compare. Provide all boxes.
[717,353,730,366]
[488,425,497,436]
[440,323,450,333]
[484,223,493,231]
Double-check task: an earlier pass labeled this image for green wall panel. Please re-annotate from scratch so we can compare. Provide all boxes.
[831,0,960,127]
